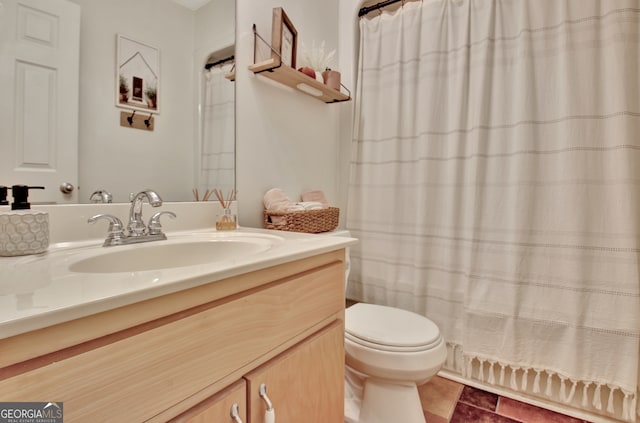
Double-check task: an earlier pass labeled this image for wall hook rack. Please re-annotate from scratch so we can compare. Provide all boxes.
[120,110,154,131]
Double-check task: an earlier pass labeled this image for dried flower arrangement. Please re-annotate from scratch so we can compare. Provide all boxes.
[298,40,336,73]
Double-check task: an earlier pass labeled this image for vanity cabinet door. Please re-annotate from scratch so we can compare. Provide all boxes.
[244,321,345,423]
[169,380,246,423]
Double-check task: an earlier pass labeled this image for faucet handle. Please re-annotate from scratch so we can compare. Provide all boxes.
[147,211,176,235]
[88,214,126,246]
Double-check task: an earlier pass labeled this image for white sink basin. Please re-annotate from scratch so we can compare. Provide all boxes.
[68,234,282,273]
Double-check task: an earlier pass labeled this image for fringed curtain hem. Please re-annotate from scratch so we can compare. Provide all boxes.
[444,342,638,422]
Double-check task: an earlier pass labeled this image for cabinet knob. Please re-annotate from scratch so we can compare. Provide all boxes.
[259,383,275,423]
[230,403,243,423]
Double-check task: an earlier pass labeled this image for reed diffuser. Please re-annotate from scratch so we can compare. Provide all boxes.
[213,188,237,230]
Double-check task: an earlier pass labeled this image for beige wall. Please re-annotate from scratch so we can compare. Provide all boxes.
[71,0,233,204]
[74,0,350,224]
[73,0,194,202]
[235,0,351,228]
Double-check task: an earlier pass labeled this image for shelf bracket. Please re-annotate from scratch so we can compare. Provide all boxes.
[253,23,282,72]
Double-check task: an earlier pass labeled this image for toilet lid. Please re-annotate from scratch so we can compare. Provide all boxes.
[345,303,442,351]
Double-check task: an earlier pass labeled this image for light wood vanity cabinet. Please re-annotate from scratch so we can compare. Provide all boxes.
[0,250,346,423]
[172,380,247,423]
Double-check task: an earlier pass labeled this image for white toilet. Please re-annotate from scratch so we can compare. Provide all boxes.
[329,230,447,423]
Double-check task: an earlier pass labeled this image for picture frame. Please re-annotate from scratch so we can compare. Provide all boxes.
[116,34,160,114]
[271,7,297,68]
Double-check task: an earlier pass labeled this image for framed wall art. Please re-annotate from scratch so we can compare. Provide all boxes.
[116,34,160,114]
[271,7,297,68]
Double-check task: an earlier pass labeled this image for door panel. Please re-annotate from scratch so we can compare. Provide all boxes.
[0,0,79,204]
[244,321,345,423]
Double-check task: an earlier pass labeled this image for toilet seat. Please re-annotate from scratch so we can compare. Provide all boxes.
[345,303,442,352]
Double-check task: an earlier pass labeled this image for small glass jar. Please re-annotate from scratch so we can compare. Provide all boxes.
[216,208,237,231]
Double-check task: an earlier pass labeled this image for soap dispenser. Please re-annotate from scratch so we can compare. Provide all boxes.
[0,185,49,256]
[0,186,8,206]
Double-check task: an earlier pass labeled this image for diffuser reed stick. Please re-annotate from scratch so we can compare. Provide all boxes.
[212,188,237,209]
[214,188,237,230]
[213,188,226,208]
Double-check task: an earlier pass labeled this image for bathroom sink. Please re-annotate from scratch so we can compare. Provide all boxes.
[68,235,280,273]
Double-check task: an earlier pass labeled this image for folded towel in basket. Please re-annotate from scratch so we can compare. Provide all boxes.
[297,201,324,210]
[300,190,328,208]
[263,188,304,212]
[264,188,305,225]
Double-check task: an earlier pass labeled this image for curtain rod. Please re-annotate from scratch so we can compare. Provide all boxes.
[205,55,235,70]
[358,0,403,17]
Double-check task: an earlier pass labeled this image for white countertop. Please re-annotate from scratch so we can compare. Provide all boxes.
[0,227,357,339]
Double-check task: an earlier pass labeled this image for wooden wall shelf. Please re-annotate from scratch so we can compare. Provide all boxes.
[249,58,351,104]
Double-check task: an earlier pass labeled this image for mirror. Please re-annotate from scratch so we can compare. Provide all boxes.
[73,0,235,203]
[76,0,235,203]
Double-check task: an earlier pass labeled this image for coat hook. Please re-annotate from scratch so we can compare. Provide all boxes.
[127,110,136,126]
[144,113,153,128]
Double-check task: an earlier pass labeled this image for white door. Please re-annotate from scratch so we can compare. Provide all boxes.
[0,0,80,204]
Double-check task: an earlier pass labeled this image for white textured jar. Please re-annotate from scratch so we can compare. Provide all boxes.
[0,211,49,256]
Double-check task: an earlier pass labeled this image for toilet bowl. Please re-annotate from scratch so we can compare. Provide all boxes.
[345,303,447,423]
[326,230,447,423]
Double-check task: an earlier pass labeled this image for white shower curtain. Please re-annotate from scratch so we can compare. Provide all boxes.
[347,1,640,420]
[199,62,235,194]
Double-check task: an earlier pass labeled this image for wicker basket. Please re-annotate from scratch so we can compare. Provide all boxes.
[263,207,339,233]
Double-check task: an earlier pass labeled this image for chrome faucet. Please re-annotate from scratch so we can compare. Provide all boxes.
[127,189,163,237]
[88,190,176,247]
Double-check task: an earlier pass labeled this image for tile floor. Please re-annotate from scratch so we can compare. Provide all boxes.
[418,376,593,423]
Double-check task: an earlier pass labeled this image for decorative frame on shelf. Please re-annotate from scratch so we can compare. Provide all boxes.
[271,7,297,69]
[116,34,160,114]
